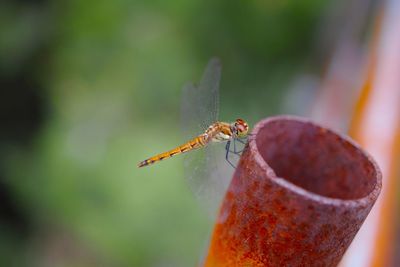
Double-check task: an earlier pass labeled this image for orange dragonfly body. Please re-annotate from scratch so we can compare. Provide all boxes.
[138,119,249,167]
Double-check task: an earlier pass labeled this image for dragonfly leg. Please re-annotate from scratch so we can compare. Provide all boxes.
[236,138,247,145]
[227,139,241,156]
[225,141,236,168]
[231,138,246,155]
[225,140,230,152]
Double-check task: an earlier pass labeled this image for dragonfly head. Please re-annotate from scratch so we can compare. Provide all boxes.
[233,118,249,138]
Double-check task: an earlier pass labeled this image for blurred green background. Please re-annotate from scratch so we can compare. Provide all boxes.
[0,0,330,266]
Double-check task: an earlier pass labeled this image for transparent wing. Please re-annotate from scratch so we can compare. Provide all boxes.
[181,58,234,218]
[181,58,220,137]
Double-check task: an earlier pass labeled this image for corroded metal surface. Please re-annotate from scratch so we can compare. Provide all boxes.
[204,116,382,267]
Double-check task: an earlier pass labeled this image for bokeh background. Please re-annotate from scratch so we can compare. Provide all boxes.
[1,0,399,266]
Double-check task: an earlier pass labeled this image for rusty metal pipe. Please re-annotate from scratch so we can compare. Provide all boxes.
[204,116,381,267]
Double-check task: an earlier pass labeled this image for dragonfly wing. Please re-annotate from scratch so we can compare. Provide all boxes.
[181,57,221,138]
[183,142,234,217]
[181,58,233,217]
[197,57,221,124]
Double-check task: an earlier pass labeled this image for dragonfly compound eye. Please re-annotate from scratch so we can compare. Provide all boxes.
[234,119,249,137]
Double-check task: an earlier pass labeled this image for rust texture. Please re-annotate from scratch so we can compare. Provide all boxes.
[204,116,381,267]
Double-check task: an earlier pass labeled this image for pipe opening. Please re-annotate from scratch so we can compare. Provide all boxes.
[256,119,377,200]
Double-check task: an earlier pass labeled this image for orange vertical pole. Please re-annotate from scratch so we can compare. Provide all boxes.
[340,0,400,266]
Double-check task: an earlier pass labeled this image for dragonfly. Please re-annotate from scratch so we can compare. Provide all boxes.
[137,119,249,168]
[137,59,250,169]
[138,58,250,215]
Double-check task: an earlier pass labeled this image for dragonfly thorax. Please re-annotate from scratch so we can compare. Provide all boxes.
[207,119,249,143]
[206,122,232,143]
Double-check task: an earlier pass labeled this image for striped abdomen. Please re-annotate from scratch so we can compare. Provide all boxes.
[138,135,207,167]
